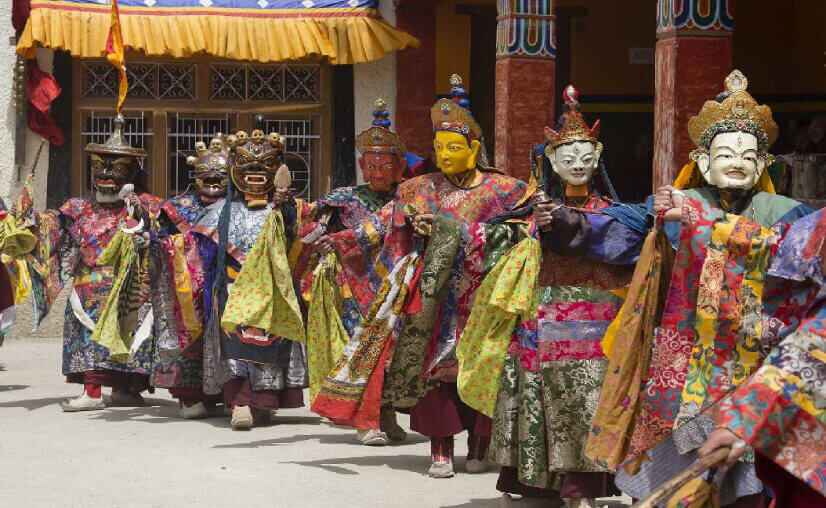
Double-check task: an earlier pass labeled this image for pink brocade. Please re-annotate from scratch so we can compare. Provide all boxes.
[539,339,605,362]
[539,302,619,322]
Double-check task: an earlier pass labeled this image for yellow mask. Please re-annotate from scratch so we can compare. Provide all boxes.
[433,131,480,176]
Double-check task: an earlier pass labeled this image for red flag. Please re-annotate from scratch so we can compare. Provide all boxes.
[105,0,128,114]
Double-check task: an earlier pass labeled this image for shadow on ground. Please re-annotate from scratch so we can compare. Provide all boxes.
[0,384,29,392]
[282,453,434,476]
[213,430,428,450]
[0,396,67,411]
[440,499,501,508]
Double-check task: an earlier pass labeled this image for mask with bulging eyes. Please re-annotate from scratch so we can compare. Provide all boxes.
[187,137,229,204]
[229,130,285,208]
[89,153,139,204]
[84,115,146,205]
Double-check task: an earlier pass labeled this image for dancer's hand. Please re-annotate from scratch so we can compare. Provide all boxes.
[412,214,434,237]
[314,234,334,255]
[653,186,686,222]
[699,427,747,466]
[535,202,558,232]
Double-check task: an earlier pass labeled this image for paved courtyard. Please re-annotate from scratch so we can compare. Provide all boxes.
[0,337,631,508]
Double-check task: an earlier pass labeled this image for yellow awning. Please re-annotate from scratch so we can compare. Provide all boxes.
[17,0,419,65]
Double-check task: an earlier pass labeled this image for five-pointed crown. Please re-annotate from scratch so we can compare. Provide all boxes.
[355,98,406,155]
[688,70,778,152]
[186,134,230,174]
[544,85,600,150]
[430,74,483,141]
[228,129,286,155]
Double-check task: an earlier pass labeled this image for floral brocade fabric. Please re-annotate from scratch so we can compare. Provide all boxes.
[51,196,162,377]
[626,198,785,461]
[490,196,632,487]
[312,172,527,430]
[713,207,826,498]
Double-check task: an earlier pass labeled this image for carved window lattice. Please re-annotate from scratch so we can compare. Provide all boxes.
[81,62,196,100]
[263,117,318,200]
[159,64,197,100]
[210,64,246,101]
[210,64,321,103]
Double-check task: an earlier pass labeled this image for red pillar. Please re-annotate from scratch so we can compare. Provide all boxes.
[653,0,735,190]
[395,0,438,159]
[494,0,556,182]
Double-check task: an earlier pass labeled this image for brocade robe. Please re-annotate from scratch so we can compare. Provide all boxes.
[193,200,307,396]
[562,187,810,502]
[293,184,396,401]
[311,171,527,430]
[489,195,633,489]
[712,207,826,500]
[28,196,162,379]
[150,193,212,392]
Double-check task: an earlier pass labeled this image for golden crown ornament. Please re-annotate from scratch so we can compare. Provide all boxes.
[688,70,778,152]
[430,74,483,141]
[544,85,601,150]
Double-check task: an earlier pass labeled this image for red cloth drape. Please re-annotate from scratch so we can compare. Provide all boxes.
[12,0,30,33]
[25,64,64,146]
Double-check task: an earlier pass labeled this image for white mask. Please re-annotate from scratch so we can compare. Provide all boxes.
[547,141,601,186]
[695,131,766,190]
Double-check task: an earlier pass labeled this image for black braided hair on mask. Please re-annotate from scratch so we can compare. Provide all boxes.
[211,179,234,315]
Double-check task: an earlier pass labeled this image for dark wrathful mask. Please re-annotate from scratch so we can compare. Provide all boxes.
[84,115,147,204]
[229,130,286,208]
[187,136,230,203]
[89,153,138,203]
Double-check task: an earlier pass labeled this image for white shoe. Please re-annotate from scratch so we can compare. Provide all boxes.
[179,402,208,419]
[427,459,455,479]
[565,499,596,508]
[501,494,558,508]
[357,429,389,446]
[231,406,253,430]
[61,393,105,412]
[465,458,488,474]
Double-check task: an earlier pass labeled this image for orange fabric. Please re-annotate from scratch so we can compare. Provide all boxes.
[106,0,127,114]
[18,1,419,65]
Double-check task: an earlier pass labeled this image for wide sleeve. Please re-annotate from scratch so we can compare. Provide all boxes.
[712,312,826,498]
[543,206,647,265]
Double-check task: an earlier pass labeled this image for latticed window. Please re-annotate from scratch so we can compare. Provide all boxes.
[81,62,196,101]
[210,64,322,103]
[263,116,320,200]
[73,58,330,200]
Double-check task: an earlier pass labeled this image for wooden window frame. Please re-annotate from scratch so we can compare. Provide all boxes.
[71,55,334,200]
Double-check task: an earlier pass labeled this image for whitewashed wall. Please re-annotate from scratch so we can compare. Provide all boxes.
[352,0,398,184]
[0,0,52,210]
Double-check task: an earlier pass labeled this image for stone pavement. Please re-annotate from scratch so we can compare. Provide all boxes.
[0,338,631,508]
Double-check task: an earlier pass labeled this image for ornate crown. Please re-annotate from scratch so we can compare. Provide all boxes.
[355,98,406,155]
[544,85,600,150]
[186,134,229,174]
[430,74,482,141]
[228,129,286,155]
[688,70,778,152]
